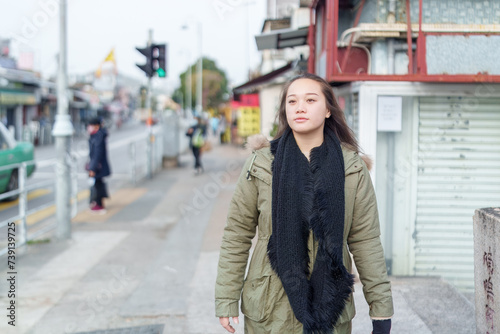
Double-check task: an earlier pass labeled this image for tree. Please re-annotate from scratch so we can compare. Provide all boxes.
[172,57,229,112]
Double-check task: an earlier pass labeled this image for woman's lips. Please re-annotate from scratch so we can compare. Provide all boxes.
[294,118,308,123]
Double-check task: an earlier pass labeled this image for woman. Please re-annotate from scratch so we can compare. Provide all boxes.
[215,73,393,333]
[87,117,111,214]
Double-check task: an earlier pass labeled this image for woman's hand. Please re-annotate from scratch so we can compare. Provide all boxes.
[219,317,239,333]
[89,170,95,177]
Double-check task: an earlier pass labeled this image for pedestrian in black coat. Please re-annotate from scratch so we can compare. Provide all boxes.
[186,116,206,175]
[87,117,111,213]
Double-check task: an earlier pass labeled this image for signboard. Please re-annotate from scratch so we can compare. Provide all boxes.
[0,91,38,105]
[377,96,402,132]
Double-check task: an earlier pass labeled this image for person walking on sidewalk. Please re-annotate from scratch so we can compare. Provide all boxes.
[186,116,206,175]
[86,117,111,214]
[215,73,393,334]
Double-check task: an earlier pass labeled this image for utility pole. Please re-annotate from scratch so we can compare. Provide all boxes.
[52,0,74,240]
[196,22,202,115]
[146,29,153,179]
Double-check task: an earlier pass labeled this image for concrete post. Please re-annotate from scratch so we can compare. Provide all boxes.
[473,207,500,333]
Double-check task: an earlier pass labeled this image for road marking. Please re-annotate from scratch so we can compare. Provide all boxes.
[72,188,148,223]
[24,189,90,226]
[0,189,51,211]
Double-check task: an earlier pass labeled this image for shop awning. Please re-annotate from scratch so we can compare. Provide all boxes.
[233,63,294,93]
[255,27,309,51]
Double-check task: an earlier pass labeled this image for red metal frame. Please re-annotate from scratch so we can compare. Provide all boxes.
[406,0,413,74]
[311,0,500,84]
[327,0,338,77]
[416,0,427,74]
[308,6,316,73]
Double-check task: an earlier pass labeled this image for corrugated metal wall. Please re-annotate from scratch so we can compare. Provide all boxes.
[416,96,500,291]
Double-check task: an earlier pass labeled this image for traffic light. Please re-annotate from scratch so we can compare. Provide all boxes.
[135,43,167,78]
[152,44,167,78]
[136,45,153,77]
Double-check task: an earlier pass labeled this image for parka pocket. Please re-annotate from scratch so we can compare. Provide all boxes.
[240,275,274,322]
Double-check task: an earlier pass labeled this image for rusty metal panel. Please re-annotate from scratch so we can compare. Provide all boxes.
[415,96,500,291]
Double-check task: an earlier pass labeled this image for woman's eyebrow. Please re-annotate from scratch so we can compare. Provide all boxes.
[287,93,320,98]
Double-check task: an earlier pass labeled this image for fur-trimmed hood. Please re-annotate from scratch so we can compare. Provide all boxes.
[246,133,373,171]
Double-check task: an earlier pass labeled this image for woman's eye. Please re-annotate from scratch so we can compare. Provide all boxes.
[288,100,296,104]
[307,99,316,103]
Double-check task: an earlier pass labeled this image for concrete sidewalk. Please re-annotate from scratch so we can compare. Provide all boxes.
[0,143,476,334]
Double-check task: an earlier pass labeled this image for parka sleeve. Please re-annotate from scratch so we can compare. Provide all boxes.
[347,164,394,319]
[215,154,259,317]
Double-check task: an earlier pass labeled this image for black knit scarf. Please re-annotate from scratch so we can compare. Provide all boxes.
[268,127,354,334]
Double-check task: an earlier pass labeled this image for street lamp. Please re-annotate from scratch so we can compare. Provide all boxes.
[181,20,202,116]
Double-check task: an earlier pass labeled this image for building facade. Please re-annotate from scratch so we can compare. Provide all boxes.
[309,0,500,291]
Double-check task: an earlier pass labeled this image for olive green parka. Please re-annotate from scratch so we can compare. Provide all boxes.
[215,136,394,333]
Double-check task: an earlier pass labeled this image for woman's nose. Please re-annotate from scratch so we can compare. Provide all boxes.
[296,101,306,113]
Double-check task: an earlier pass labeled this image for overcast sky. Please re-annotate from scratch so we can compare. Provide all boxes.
[0,0,267,92]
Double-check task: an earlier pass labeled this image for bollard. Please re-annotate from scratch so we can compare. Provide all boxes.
[473,208,500,333]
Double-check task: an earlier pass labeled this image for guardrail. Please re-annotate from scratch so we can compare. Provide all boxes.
[0,159,80,257]
[0,126,165,256]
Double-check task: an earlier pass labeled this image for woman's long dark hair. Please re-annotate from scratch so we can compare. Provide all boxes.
[274,73,360,153]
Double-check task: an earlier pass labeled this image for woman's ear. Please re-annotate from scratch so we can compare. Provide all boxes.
[326,110,331,118]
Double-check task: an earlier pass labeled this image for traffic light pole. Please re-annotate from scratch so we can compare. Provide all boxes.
[146,29,153,179]
[53,0,74,240]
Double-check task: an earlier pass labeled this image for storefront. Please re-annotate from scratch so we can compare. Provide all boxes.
[336,82,500,291]
[0,88,39,141]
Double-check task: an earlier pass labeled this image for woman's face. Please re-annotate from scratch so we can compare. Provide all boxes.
[285,78,331,137]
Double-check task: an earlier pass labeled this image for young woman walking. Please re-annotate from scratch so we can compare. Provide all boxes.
[215,73,393,334]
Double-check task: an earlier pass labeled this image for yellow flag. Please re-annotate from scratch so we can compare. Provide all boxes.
[104,49,115,63]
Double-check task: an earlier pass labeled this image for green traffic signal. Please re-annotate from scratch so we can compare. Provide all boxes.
[157,68,166,77]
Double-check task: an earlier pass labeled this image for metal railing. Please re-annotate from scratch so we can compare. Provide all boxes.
[0,160,65,256]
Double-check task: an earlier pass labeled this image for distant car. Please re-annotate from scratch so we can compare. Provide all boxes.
[0,123,36,200]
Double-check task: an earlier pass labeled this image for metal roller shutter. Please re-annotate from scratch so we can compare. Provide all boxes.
[416,96,500,291]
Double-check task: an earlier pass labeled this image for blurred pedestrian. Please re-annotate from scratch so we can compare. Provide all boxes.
[186,116,206,175]
[210,115,220,137]
[86,117,111,214]
[215,73,393,333]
